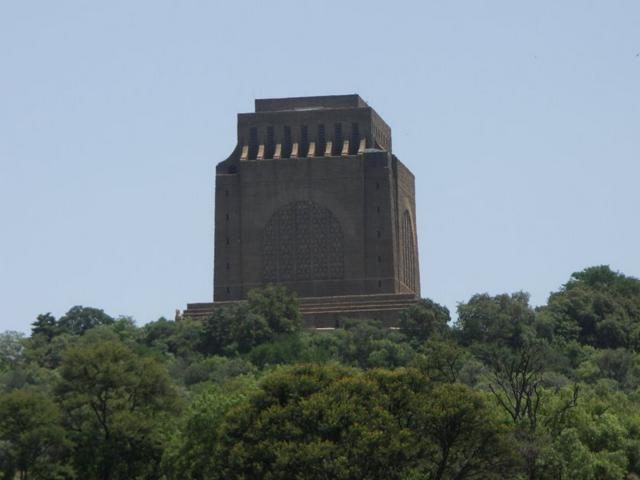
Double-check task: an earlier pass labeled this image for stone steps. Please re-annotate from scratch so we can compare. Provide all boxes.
[183,293,419,327]
[183,302,216,321]
[299,294,417,328]
[298,293,417,327]
[299,292,416,306]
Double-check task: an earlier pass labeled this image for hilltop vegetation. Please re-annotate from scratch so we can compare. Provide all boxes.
[2,266,640,479]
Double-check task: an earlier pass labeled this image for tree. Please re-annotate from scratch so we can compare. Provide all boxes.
[540,266,640,349]
[546,385,636,479]
[0,389,71,480]
[0,331,25,371]
[57,306,114,336]
[338,319,416,368]
[411,383,517,480]
[23,332,74,370]
[142,317,177,352]
[31,313,59,341]
[214,364,412,480]
[56,339,179,480]
[566,265,640,295]
[484,342,547,429]
[247,285,302,334]
[399,299,450,343]
[413,338,468,383]
[141,316,205,362]
[482,341,580,480]
[247,333,308,368]
[201,303,271,355]
[181,355,255,386]
[455,292,536,347]
[161,377,257,480]
[212,365,517,480]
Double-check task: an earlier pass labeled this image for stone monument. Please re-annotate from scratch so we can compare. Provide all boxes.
[185,94,420,327]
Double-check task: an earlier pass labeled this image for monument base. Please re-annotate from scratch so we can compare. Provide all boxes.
[183,293,419,329]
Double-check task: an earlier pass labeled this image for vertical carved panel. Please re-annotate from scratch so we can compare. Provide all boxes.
[263,201,344,282]
[401,210,417,292]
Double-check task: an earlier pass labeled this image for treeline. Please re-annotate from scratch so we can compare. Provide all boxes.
[2,266,640,479]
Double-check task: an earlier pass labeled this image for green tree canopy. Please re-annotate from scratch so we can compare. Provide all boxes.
[455,292,536,347]
[411,383,517,480]
[31,313,59,341]
[399,298,451,343]
[201,303,271,355]
[56,339,179,480]
[201,285,303,356]
[213,364,516,480]
[0,389,71,480]
[162,377,258,480]
[0,331,25,371]
[540,266,640,349]
[247,284,302,334]
[3,266,640,480]
[57,306,114,336]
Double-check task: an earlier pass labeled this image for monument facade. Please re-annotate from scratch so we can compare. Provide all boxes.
[186,94,420,327]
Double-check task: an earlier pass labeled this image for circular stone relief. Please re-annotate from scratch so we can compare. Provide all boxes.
[263,201,344,282]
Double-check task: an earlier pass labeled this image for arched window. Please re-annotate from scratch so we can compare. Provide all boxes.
[263,201,344,282]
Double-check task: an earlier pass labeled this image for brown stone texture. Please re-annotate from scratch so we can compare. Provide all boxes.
[186,94,421,326]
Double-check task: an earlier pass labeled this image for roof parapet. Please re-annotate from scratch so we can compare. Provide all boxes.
[255,94,368,113]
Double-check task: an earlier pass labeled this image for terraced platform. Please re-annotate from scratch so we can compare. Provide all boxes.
[183,293,419,328]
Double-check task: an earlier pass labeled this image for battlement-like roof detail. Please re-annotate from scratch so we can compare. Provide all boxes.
[231,94,392,161]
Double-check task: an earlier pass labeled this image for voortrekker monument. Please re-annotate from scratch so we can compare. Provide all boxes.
[185,94,420,327]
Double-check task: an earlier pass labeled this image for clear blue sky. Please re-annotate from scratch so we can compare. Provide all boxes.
[1,1,639,332]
